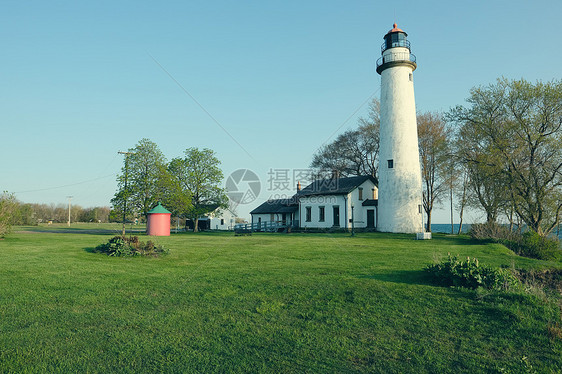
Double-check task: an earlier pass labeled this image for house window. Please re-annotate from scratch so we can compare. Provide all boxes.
[388,159,394,169]
[270,214,274,222]
[319,206,325,222]
[220,219,224,225]
[305,207,312,222]
[358,187,363,200]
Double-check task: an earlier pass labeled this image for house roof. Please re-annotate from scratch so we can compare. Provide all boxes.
[362,199,378,207]
[250,198,299,214]
[297,175,377,197]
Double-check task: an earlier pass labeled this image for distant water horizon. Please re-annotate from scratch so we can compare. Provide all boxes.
[430,223,562,240]
[430,224,471,234]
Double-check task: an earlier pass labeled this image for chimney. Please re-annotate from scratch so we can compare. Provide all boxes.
[297,181,301,191]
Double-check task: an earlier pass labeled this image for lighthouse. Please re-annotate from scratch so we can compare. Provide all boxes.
[376,23,423,233]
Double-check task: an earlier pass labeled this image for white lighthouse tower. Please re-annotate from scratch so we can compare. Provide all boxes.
[376,23,423,233]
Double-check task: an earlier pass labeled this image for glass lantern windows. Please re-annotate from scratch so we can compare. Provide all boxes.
[384,32,409,51]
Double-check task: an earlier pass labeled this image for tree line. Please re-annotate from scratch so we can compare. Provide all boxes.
[111,139,229,232]
[0,192,112,237]
[311,78,562,236]
[0,140,229,236]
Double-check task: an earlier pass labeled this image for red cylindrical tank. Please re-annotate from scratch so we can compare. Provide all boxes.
[146,202,171,236]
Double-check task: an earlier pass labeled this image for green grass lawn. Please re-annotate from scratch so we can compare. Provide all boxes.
[1,228,561,373]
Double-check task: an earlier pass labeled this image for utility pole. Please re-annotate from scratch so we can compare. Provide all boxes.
[118,151,134,236]
[450,161,454,234]
[351,203,355,237]
[67,196,73,227]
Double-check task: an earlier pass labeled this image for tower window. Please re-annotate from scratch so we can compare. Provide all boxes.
[409,73,413,82]
[388,159,394,169]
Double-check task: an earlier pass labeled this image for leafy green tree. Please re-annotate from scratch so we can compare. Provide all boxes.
[168,148,228,232]
[0,192,18,237]
[79,207,111,223]
[160,166,192,219]
[450,79,512,223]
[111,139,168,219]
[450,78,562,235]
[502,79,562,235]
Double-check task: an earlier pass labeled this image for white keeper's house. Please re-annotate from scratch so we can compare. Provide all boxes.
[250,175,378,230]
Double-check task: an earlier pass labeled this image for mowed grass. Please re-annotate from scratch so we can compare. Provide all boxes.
[1,228,561,373]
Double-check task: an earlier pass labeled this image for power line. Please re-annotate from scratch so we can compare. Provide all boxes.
[14,174,116,194]
[147,51,256,162]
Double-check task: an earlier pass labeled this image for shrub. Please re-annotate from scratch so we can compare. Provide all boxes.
[506,231,561,261]
[425,254,520,291]
[469,221,516,242]
[94,236,169,257]
[469,222,561,261]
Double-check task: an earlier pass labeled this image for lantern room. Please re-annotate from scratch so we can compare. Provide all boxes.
[382,23,410,52]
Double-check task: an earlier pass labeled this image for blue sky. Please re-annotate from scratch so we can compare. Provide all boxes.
[2,0,561,223]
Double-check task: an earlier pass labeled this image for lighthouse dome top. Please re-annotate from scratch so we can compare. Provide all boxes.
[381,23,411,54]
[387,23,406,35]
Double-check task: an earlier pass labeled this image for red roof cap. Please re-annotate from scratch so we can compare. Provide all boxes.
[389,23,403,33]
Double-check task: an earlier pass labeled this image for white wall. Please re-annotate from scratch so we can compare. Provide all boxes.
[299,180,378,229]
[346,180,377,229]
[299,195,346,229]
[208,209,236,230]
[378,45,423,233]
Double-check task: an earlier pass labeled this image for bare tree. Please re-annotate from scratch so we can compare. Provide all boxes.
[311,99,380,182]
[455,167,469,234]
[418,112,451,232]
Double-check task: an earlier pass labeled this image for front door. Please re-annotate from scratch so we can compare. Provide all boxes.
[367,209,375,228]
[333,206,340,227]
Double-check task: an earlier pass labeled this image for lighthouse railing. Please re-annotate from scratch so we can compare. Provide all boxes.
[376,52,416,69]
